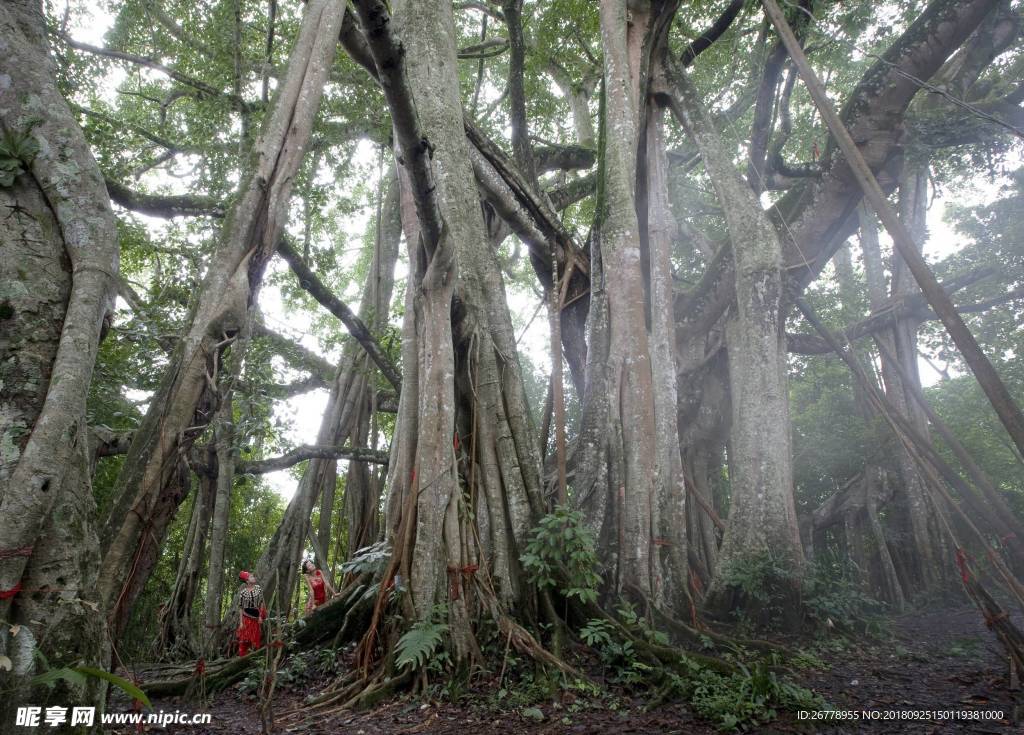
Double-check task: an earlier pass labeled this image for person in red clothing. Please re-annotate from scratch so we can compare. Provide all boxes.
[236,571,267,656]
[301,559,336,614]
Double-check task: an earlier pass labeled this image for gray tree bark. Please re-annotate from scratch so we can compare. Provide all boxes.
[667,68,804,614]
[203,395,235,652]
[0,0,117,718]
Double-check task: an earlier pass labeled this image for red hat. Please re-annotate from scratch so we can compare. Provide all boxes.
[239,571,250,582]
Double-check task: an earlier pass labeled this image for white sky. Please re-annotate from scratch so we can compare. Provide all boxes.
[68,3,1016,501]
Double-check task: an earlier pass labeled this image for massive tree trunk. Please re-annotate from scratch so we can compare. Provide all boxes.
[98,0,346,638]
[572,0,688,610]
[667,66,804,616]
[350,0,549,668]
[0,0,117,718]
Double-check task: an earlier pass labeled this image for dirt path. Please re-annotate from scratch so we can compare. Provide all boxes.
[798,605,1021,734]
[108,604,1021,733]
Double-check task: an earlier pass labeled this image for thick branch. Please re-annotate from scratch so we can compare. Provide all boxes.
[91,427,135,458]
[351,0,444,252]
[680,0,745,67]
[105,177,225,218]
[766,0,1024,458]
[532,143,596,173]
[677,0,1002,339]
[276,238,402,393]
[237,445,390,475]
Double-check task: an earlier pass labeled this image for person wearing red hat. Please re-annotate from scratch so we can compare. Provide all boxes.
[236,571,267,656]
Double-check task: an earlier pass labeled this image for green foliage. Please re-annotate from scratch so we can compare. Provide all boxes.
[669,656,825,732]
[0,126,39,187]
[395,607,448,672]
[717,552,799,631]
[802,557,884,633]
[520,505,601,604]
[579,618,641,683]
[29,662,151,709]
[340,541,391,577]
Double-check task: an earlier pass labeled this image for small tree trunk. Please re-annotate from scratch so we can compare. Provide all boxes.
[860,198,945,593]
[159,465,215,657]
[204,396,235,652]
[833,243,907,607]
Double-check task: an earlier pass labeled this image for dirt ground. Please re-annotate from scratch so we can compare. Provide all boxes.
[106,603,1022,734]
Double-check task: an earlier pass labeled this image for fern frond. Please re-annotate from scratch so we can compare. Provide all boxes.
[395,620,448,671]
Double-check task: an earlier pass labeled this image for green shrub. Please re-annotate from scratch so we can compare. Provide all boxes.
[520,505,601,604]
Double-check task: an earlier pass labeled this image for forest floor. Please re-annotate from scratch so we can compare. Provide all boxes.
[109,602,1021,734]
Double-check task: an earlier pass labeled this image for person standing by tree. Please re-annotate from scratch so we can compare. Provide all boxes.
[236,571,266,656]
[301,559,335,614]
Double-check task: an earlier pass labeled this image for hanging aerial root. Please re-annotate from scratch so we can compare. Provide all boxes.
[956,549,1024,674]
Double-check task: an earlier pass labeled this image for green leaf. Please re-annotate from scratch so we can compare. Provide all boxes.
[521,706,544,722]
[29,667,88,691]
[395,620,448,671]
[74,666,152,708]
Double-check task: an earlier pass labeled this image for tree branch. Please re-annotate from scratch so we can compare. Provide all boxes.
[787,273,1017,355]
[351,0,445,254]
[237,444,390,474]
[252,323,336,382]
[56,32,251,109]
[532,143,596,173]
[276,238,402,393]
[680,0,745,68]
[105,177,225,218]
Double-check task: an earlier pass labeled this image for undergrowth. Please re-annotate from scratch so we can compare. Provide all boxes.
[719,551,886,636]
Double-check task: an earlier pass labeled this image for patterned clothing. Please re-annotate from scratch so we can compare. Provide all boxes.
[239,583,264,616]
[237,584,266,656]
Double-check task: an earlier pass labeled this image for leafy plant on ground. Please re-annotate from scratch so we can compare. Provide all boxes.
[520,505,601,604]
[802,556,886,634]
[718,551,799,632]
[669,656,825,732]
[395,606,448,672]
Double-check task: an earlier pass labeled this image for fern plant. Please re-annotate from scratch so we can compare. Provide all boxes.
[0,127,40,188]
[340,541,391,577]
[395,606,448,671]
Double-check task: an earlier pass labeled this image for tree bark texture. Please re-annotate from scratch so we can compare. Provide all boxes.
[668,67,804,608]
[0,0,117,718]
